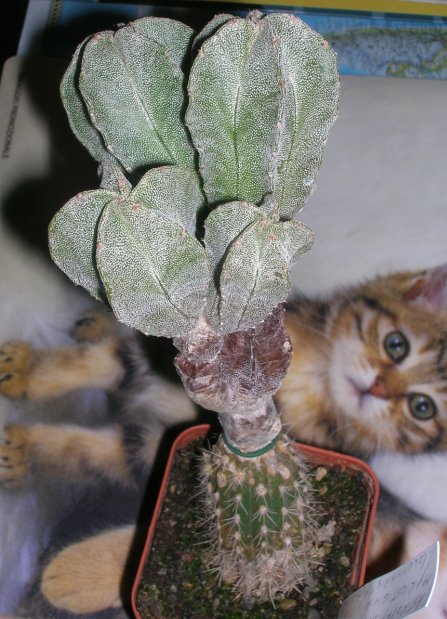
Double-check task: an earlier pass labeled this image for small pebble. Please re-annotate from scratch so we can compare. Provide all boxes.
[157,567,167,576]
[307,609,322,619]
[340,555,350,567]
[315,467,328,481]
[279,598,297,611]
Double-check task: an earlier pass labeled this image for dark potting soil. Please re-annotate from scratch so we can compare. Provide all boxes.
[135,439,369,619]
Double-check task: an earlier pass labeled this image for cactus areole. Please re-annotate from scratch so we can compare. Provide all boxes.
[49,10,339,606]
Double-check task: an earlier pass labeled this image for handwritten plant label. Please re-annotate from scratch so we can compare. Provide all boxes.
[338,542,439,619]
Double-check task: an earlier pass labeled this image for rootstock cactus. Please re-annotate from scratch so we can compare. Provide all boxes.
[202,435,319,603]
[49,10,339,606]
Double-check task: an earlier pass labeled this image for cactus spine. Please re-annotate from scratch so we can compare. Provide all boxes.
[50,9,339,606]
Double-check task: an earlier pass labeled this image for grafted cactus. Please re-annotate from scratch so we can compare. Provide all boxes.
[49,10,339,606]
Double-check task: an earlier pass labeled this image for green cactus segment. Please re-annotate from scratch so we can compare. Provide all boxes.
[77,24,194,174]
[99,162,132,195]
[192,13,234,56]
[187,12,338,215]
[60,38,118,167]
[61,19,195,173]
[131,17,195,69]
[204,202,315,332]
[271,219,314,263]
[96,200,209,337]
[131,166,204,236]
[202,435,318,600]
[266,13,339,219]
[203,201,264,330]
[50,164,205,323]
[186,15,280,206]
[204,201,264,272]
[48,190,116,302]
[219,219,291,332]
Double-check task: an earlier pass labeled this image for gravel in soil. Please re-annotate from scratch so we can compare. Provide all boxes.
[135,439,369,619]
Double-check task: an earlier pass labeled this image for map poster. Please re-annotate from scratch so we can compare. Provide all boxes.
[18,0,447,79]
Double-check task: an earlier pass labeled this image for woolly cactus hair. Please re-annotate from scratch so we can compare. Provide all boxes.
[201,434,320,604]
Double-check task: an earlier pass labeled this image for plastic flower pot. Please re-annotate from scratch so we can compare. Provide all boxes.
[131,424,379,618]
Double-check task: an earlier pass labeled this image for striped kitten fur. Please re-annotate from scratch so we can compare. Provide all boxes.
[279,266,447,457]
[0,311,196,618]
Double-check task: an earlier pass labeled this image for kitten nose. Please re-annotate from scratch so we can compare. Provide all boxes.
[369,376,388,399]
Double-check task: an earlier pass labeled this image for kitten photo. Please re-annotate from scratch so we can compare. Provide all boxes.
[278,263,447,618]
[280,265,447,457]
[0,229,105,616]
[1,260,447,617]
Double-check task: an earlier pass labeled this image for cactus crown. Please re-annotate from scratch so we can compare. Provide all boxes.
[49,11,339,338]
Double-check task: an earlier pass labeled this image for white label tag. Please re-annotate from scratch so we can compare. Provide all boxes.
[338,542,439,619]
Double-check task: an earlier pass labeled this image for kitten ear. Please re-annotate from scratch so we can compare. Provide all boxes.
[403,264,447,310]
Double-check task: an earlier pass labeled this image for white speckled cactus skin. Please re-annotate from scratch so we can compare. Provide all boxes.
[187,12,339,219]
[50,11,338,337]
[49,10,339,605]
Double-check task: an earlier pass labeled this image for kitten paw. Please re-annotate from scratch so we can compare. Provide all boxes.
[0,425,29,488]
[0,342,32,398]
[41,526,133,613]
[71,312,115,343]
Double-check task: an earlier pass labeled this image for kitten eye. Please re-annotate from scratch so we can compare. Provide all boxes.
[408,394,437,420]
[384,331,409,363]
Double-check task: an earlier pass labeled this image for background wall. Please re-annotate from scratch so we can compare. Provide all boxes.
[292,74,447,295]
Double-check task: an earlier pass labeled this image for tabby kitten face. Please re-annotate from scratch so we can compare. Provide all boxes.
[326,269,447,455]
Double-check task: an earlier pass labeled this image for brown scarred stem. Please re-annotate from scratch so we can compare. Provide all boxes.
[173,304,292,416]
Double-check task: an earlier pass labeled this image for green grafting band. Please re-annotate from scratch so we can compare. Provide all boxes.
[222,431,281,459]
